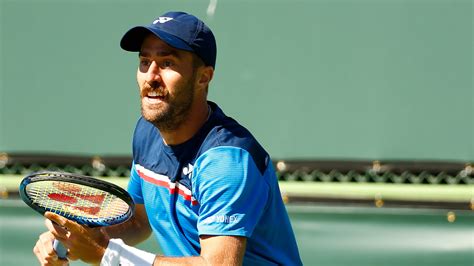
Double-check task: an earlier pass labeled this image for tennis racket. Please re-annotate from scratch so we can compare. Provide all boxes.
[19,171,135,259]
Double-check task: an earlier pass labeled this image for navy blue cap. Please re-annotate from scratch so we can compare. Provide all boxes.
[120,11,217,68]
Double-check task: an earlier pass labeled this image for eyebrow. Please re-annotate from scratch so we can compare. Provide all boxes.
[138,49,179,58]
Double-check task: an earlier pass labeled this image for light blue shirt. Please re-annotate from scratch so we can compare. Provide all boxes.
[128,102,302,265]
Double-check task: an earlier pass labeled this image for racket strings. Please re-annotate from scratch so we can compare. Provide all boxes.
[26,181,130,220]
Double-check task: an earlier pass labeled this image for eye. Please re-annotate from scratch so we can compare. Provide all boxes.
[161,60,173,68]
[139,58,151,67]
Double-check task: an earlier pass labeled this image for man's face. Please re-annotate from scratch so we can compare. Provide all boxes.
[137,34,197,130]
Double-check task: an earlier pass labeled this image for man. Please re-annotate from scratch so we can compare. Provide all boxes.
[33,11,302,266]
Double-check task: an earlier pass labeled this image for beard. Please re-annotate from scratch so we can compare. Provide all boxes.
[140,75,196,131]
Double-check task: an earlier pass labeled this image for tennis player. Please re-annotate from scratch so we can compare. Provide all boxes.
[33,11,302,266]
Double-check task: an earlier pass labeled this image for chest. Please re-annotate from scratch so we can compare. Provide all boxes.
[135,154,200,220]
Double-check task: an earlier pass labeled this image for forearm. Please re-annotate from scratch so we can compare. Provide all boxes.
[152,235,244,265]
[101,241,208,266]
[104,204,152,245]
[153,256,207,266]
[101,236,245,266]
[104,220,150,245]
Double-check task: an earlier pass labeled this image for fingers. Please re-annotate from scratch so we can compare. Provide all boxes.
[45,212,81,233]
[44,218,69,240]
[35,232,57,261]
[33,232,69,266]
[42,212,107,264]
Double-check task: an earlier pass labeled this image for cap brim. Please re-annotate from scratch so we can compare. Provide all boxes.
[120,26,193,52]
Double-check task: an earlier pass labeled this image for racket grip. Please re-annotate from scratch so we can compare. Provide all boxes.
[53,239,68,259]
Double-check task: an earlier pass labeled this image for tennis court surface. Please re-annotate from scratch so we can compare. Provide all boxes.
[1,199,473,266]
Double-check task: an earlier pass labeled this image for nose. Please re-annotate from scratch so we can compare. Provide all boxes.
[146,61,161,85]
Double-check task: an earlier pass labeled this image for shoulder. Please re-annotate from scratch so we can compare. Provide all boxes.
[132,116,160,143]
[132,116,162,161]
[133,116,155,136]
[200,103,270,174]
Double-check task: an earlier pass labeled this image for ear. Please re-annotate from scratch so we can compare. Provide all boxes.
[196,66,214,89]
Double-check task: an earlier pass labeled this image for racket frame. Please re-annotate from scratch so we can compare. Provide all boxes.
[19,171,135,227]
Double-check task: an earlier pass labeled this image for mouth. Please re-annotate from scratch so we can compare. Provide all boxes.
[143,90,167,104]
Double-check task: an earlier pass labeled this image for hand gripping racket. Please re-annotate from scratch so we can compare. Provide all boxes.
[19,171,135,260]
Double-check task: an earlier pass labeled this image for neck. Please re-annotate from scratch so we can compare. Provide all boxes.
[160,101,210,146]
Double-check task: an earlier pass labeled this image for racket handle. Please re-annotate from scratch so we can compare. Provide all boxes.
[53,239,68,259]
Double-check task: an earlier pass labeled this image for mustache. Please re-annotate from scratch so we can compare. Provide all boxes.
[141,81,164,96]
[144,81,161,91]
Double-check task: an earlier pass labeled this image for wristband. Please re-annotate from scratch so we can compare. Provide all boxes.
[100,238,156,266]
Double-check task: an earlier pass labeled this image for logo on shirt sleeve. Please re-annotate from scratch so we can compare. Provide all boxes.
[202,214,240,224]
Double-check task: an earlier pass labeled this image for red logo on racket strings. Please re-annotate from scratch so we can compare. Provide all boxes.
[48,193,78,204]
[46,195,102,216]
[74,194,105,205]
[64,205,101,216]
[47,192,105,205]
[50,182,106,205]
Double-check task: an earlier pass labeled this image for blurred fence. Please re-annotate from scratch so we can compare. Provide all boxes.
[1,153,472,185]
[1,153,473,210]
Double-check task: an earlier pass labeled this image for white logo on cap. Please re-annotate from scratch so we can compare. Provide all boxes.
[153,17,173,24]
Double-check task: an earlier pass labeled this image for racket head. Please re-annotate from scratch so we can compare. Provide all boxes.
[19,171,135,227]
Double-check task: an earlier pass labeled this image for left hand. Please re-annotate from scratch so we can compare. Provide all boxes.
[33,231,69,266]
[44,212,110,264]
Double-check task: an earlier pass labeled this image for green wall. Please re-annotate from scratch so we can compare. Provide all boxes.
[1,0,472,161]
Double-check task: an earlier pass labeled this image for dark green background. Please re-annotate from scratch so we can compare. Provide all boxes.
[1,0,472,161]
[1,201,473,266]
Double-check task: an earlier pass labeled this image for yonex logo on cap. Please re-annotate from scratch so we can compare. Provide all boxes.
[153,17,173,24]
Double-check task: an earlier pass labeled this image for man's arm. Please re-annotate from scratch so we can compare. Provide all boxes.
[104,204,152,246]
[153,235,246,266]
[33,204,151,266]
[43,213,246,266]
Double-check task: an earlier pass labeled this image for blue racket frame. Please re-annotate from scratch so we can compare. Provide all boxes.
[19,171,135,227]
[19,171,135,259]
